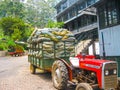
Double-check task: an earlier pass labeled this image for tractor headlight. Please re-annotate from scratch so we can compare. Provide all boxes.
[113,69,117,74]
[105,70,109,75]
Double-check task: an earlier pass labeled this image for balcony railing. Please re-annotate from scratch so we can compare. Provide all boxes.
[56,0,100,17]
[72,23,98,35]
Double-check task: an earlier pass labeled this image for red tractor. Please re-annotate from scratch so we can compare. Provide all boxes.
[52,54,119,90]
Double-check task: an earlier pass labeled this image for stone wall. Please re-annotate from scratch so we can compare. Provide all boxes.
[0,51,7,57]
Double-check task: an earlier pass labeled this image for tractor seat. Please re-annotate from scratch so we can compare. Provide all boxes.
[69,57,80,68]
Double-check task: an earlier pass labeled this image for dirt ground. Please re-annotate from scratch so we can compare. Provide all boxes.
[0,55,75,90]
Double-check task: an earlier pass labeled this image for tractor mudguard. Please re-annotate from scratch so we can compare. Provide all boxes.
[59,59,73,81]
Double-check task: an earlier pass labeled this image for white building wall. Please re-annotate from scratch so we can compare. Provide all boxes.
[99,25,120,56]
[88,42,100,55]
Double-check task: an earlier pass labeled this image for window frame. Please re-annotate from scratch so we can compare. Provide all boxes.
[98,0,120,29]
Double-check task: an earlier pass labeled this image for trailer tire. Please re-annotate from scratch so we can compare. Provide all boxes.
[52,60,68,90]
[30,64,36,74]
[76,83,93,90]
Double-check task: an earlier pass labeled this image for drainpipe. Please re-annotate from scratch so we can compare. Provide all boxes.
[101,32,106,59]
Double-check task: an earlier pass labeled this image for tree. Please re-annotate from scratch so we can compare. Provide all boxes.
[0,0,26,19]
[0,35,16,51]
[0,17,33,41]
[46,20,64,28]
[25,0,57,28]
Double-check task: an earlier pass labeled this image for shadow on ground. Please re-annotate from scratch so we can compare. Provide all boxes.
[35,72,76,90]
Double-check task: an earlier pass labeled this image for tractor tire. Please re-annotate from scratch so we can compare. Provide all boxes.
[52,60,68,90]
[30,64,36,74]
[76,83,93,90]
[117,80,120,90]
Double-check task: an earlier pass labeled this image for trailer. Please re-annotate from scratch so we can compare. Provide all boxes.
[27,28,75,73]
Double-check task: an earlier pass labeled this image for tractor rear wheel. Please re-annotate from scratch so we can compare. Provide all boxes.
[30,64,36,74]
[76,83,93,90]
[52,60,68,90]
[117,80,120,90]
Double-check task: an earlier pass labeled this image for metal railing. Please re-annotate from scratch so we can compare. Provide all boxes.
[72,23,98,35]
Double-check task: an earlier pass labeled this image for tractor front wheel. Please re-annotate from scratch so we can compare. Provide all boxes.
[30,64,36,74]
[76,83,93,90]
[52,60,68,90]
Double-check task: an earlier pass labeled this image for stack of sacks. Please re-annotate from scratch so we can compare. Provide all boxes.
[42,42,54,58]
[29,28,75,59]
[55,42,75,58]
[31,28,75,42]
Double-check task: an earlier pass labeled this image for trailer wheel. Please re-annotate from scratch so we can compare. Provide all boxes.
[52,60,68,90]
[30,64,36,74]
[76,83,93,90]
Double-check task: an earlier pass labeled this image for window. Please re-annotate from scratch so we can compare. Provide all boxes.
[98,6,107,28]
[81,15,87,27]
[69,22,74,31]
[74,6,78,16]
[63,13,68,21]
[118,0,120,23]
[69,7,76,18]
[87,0,95,6]
[62,1,67,10]
[107,1,118,25]
[57,6,61,14]
[69,0,73,5]
[74,20,78,30]
[92,15,97,23]
[69,0,77,6]
[98,0,120,29]
[69,10,72,18]
[79,2,86,10]
[78,18,81,28]
[77,15,97,28]
[57,17,62,22]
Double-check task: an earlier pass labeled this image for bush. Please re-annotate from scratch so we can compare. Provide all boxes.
[0,45,4,51]
[15,44,24,52]
[0,17,33,41]
[0,43,8,51]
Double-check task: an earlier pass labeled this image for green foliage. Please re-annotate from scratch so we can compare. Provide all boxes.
[0,0,58,28]
[0,42,8,51]
[0,17,21,36]
[0,27,4,38]
[0,36,16,51]
[15,44,24,51]
[26,0,57,28]
[0,0,25,19]
[0,36,26,51]
[0,17,32,41]
[0,0,59,51]
[11,29,22,40]
[8,44,24,52]
[7,39,16,47]
[46,20,64,28]
[0,0,57,28]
